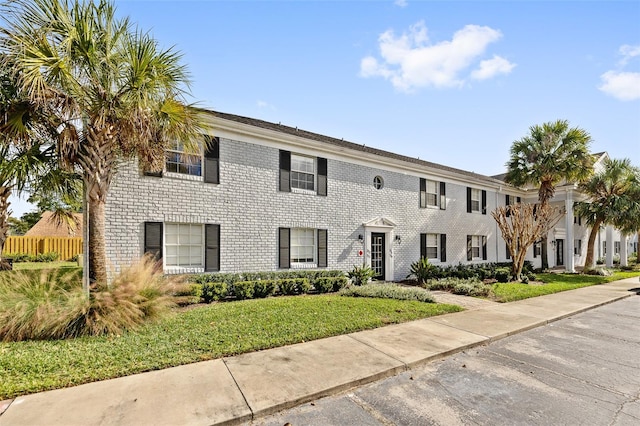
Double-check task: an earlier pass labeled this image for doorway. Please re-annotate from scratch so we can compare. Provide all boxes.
[556,239,564,266]
[371,232,386,279]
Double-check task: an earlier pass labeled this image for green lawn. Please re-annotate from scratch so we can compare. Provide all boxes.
[492,271,640,302]
[0,295,461,399]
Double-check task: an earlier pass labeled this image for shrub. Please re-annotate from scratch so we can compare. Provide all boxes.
[347,264,376,286]
[5,253,29,263]
[278,278,311,295]
[200,281,228,303]
[520,275,529,284]
[339,283,434,303]
[452,281,492,297]
[408,257,439,285]
[494,268,510,283]
[253,280,276,298]
[0,255,178,341]
[172,283,202,306]
[32,252,59,263]
[313,276,348,293]
[233,281,255,300]
[526,272,537,282]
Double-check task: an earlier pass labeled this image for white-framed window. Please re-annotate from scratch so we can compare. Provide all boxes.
[426,180,438,207]
[534,241,541,257]
[471,188,482,212]
[471,235,482,259]
[574,239,582,255]
[614,241,620,255]
[603,241,607,255]
[471,188,481,212]
[291,228,316,264]
[165,223,203,268]
[425,233,439,259]
[165,141,202,176]
[291,154,315,191]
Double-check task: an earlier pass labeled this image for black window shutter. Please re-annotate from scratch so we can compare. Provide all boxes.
[440,234,447,262]
[420,178,427,208]
[517,196,521,203]
[481,190,487,215]
[317,157,327,196]
[278,227,290,268]
[205,224,220,272]
[533,242,538,258]
[482,236,488,260]
[466,187,472,213]
[317,229,328,267]
[578,216,582,226]
[279,150,291,192]
[420,233,426,259]
[204,136,220,184]
[467,235,472,261]
[505,194,511,217]
[506,243,511,259]
[144,222,163,261]
[439,182,446,210]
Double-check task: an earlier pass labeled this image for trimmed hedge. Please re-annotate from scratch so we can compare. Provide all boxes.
[314,276,348,293]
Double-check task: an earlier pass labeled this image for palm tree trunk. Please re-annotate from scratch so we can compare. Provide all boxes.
[584,218,603,270]
[79,126,116,285]
[0,186,11,263]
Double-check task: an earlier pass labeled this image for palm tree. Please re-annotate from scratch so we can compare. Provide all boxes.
[574,158,640,269]
[1,0,206,283]
[505,120,593,270]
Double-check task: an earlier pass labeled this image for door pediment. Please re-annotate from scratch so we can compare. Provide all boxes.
[363,217,397,229]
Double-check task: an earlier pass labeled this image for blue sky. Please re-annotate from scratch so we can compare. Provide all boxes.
[9,0,640,217]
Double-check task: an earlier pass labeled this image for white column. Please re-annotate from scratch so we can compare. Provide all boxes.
[606,225,614,267]
[620,234,628,267]
[565,193,575,273]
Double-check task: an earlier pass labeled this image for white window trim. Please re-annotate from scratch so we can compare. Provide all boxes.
[290,154,316,193]
[165,141,204,181]
[164,223,205,272]
[471,235,482,260]
[574,239,582,256]
[425,233,440,261]
[290,228,317,268]
[426,180,439,208]
[471,189,481,213]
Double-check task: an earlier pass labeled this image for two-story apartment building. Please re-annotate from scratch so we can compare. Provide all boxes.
[104,110,631,280]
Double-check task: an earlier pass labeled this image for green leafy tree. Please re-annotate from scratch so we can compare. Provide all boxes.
[1,0,206,284]
[505,120,593,269]
[575,158,640,269]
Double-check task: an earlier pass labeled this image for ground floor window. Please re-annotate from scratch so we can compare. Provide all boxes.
[614,241,621,255]
[291,228,315,264]
[467,235,487,261]
[279,227,328,269]
[144,222,220,272]
[165,223,203,267]
[574,239,582,255]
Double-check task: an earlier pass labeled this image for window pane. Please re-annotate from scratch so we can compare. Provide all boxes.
[165,143,202,177]
[164,223,204,268]
[291,228,315,263]
[426,247,438,259]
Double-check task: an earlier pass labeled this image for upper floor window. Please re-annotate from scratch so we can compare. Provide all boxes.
[420,179,446,209]
[471,189,481,212]
[166,141,202,176]
[291,155,315,191]
[279,150,327,196]
[467,187,486,214]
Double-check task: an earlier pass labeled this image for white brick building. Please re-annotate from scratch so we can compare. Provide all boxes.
[105,110,633,280]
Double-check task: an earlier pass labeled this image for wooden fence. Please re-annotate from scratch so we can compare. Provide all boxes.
[2,236,83,261]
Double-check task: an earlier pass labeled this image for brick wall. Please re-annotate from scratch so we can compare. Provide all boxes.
[106,136,508,280]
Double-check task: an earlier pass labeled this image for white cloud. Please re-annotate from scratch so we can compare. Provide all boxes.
[394,0,408,8]
[619,44,640,65]
[598,71,640,101]
[359,21,513,91]
[256,100,275,110]
[471,55,516,80]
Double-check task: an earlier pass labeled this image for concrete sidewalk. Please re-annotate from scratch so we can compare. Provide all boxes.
[1,278,638,426]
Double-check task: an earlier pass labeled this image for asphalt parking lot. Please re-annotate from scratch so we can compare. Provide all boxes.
[254,294,640,426]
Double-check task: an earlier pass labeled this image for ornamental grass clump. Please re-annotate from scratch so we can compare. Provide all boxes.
[0,256,181,342]
[339,282,435,303]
